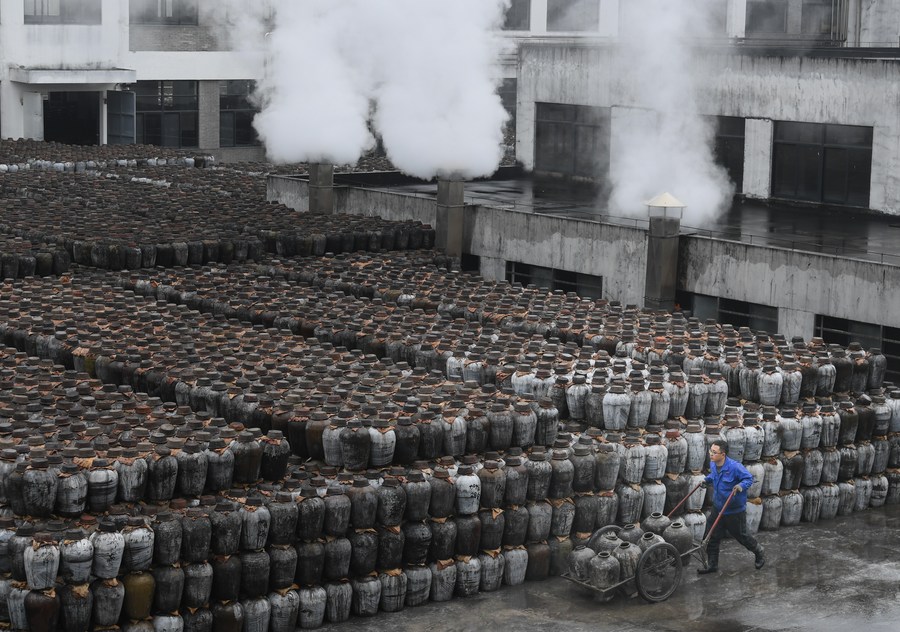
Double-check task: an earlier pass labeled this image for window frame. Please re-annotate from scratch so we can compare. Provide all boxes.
[25,0,102,25]
[713,116,746,193]
[132,80,199,148]
[219,80,260,148]
[534,102,610,180]
[506,261,603,299]
[129,0,199,26]
[815,314,899,383]
[503,0,531,31]
[676,291,778,336]
[772,121,872,208]
[745,0,789,35]
[546,0,601,33]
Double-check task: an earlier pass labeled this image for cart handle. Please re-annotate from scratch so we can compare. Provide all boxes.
[666,481,705,518]
[702,487,738,546]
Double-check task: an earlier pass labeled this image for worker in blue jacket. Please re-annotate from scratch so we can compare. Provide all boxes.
[697,439,765,574]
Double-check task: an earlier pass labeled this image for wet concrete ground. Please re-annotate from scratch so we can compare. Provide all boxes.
[325,504,900,632]
[379,178,900,265]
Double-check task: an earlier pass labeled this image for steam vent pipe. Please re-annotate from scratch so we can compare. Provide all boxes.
[436,176,465,260]
[308,163,334,214]
[643,192,685,312]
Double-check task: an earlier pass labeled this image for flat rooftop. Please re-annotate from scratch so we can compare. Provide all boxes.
[342,174,900,266]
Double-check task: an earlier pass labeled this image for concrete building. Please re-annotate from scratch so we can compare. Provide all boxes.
[0,0,266,161]
[3,0,900,374]
[268,1,900,381]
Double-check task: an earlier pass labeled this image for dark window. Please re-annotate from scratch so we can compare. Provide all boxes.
[130,0,198,25]
[133,80,199,148]
[220,80,259,147]
[745,0,788,34]
[25,0,101,24]
[506,261,603,299]
[535,103,610,180]
[503,0,530,31]
[801,0,835,35]
[816,315,899,383]
[714,116,745,192]
[547,0,600,32]
[883,326,900,385]
[705,0,729,36]
[677,292,778,335]
[460,254,481,273]
[498,78,517,135]
[719,298,779,334]
[772,121,871,207]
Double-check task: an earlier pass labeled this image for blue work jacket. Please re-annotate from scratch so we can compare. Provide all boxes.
[704,456,755,515]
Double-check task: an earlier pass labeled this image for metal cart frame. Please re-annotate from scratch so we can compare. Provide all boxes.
[562,484,737,603]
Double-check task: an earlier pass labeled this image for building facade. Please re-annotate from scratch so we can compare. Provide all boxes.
[0,0,266,161]
[507,0,900,214]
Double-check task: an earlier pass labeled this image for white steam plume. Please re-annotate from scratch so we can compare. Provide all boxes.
[366,0,511,179]
[609,0,733,224]
[218,0,510,177]
[252,1,375,165]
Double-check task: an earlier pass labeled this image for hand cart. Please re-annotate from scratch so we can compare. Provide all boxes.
[561,483,737,603]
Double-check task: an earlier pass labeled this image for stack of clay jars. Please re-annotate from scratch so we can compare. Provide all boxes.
[0,236,69,279]
[0,171,434,272]
[0,256,898,625]
[0,138,201,174]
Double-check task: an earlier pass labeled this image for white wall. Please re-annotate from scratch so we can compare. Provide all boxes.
[0,0,126,70]
[125,51,264,81]
[854,0,900,47]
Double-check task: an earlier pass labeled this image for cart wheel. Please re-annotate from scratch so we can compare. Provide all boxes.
[635,542,683,603]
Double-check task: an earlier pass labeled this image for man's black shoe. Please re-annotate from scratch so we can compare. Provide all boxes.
[697,566,718,575]
[754,550,765,570]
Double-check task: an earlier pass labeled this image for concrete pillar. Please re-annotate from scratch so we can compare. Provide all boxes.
[1,82,25,140]
[743,118,774,199]
[436,178,465,259]
[22,91,43,141]
[308,163,334,214]
[786,0,803,34]
[531,0,548,34]
[598,0,620,37]
[198,80,220,151]
[644,207,682,312]
[778,307,816,341]
[516,98,536,170]
[100,92,108,145]
[846,0,861,46]
[727,0,747,38]
[479,255,507,284]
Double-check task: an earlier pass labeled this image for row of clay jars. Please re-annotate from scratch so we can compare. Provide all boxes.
[0,171,433,270]
[0,272,888,464]
[0,336,884,490]
[99,261,888,410]
[0,137,197,163]
[0,429,290,518]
